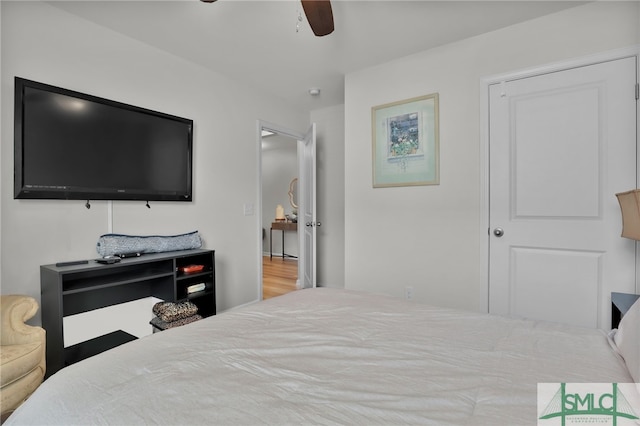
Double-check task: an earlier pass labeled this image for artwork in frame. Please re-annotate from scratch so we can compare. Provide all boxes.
[371,93,439,187]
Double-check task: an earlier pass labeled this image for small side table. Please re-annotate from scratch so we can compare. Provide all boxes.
[611,292,640,329]
[270,221,297,260]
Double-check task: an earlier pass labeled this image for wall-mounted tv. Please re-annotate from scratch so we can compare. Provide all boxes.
[14,77,193,202]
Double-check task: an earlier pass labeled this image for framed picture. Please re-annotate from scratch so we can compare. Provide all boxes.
[371,93,439,187]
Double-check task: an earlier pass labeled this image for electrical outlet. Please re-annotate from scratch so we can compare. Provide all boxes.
[243,203,254,216]
[405,286,413,300]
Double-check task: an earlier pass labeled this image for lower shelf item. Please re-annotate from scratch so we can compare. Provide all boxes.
[152,300,199,322]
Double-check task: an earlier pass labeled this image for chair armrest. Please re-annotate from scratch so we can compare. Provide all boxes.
[0,295,44,346]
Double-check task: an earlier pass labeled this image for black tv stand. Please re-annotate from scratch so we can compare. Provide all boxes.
[41,249,215,377]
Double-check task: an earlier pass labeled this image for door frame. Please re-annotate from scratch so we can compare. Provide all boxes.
[479,46,640,312]
[256,120,306,301]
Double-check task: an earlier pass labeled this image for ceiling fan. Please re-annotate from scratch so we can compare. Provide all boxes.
[199,0,334,37]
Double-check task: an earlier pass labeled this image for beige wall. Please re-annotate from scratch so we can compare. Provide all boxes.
[1,1,308,318]
[344,2,640,312]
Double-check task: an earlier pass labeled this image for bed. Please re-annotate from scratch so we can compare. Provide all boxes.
[6,288,640,425]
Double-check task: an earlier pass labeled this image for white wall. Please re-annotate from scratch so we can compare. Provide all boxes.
[344,2,640,312]
[312,104,345,287]
[1,1,308,320]
[0,2,3,290]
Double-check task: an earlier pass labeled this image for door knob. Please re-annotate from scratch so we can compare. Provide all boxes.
[493,227,504,237]
[316,222,322,227]
[306,222,312,227]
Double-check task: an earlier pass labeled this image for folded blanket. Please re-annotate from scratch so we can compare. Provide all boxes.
[152,301,198,323]
[96,231,202,257]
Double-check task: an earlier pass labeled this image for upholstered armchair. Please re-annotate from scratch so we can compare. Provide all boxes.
[0,295,45,418]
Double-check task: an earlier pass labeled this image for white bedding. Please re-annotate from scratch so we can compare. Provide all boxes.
[6,288,637,425]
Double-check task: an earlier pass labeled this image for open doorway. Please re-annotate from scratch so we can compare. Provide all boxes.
[260,129,298,300]
[257,121,317,301]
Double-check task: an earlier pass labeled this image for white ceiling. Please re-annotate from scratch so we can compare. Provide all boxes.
[47,1,584,114]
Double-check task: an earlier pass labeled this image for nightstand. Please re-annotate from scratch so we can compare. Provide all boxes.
[611,292,640,329]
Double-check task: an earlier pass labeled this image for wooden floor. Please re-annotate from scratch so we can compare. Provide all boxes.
[263,256,298,300]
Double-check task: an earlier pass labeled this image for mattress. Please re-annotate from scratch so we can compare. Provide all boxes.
[6,288,637,425]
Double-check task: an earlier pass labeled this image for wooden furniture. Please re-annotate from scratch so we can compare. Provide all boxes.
[611,292,640,329]
[270,221,297,259]
[40,249,215,377]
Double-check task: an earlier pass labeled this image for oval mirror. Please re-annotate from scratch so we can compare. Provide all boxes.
[288,178,298,209]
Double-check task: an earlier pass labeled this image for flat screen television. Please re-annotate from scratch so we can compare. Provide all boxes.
[14,77,193,202]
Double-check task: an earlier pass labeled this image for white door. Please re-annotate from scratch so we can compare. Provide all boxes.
[489,57,637,329]
[299,124,317,288]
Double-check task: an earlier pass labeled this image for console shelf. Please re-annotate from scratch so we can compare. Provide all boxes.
[64,330,138,366]
[62,271,175,295]
[41,249,215,377]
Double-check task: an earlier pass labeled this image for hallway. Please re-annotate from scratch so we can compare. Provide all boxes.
[262,256,297,300]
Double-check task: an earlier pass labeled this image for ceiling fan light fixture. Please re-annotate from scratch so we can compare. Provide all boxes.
[301,0,334,37]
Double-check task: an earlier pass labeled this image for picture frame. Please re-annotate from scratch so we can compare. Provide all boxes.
[371,93,439,187]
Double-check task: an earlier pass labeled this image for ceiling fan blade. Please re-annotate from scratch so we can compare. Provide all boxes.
[301,0,334,37]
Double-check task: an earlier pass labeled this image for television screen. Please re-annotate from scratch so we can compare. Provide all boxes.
[14,77,193,201]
